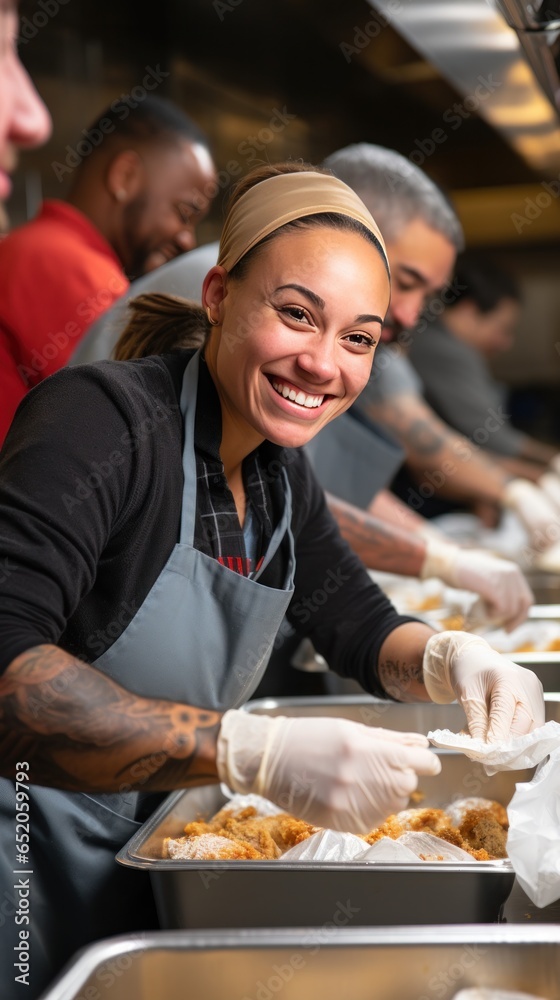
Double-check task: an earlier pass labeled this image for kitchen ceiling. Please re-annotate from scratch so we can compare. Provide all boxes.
[15,0,560,243]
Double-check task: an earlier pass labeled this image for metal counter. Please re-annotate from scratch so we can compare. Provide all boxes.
[39,926,560,1000]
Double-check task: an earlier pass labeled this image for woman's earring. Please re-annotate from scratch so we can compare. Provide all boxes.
[206,308,219,326]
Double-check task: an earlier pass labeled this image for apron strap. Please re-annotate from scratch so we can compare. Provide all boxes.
[179,351,203,545]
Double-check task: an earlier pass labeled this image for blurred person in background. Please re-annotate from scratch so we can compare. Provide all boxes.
[409,252,559,480]
[324,143,560,566]
[0,94,217,447]
[0,0,51,203]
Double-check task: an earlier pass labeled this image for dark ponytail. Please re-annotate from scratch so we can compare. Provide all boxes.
[113,293,208,361]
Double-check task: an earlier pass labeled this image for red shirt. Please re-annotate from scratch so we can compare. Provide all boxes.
[0,200,128,446]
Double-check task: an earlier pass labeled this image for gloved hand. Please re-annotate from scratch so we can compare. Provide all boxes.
[548,453,560,478]
[538,471,560,513]
[532,539,560,574]
[217,710,441,833]
[422,630,545,741]
[420,537,533,632]
[503,478,560,552]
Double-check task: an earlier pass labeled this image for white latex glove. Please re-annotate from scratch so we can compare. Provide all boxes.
[217,710,441,834]
[502,478,560,552]
[532,538,560,573]
[538,471,560,512]
[420,537,533,632]
[422,631,545,742]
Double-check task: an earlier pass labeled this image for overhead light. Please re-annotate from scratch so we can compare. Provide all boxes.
[368,0,560,176]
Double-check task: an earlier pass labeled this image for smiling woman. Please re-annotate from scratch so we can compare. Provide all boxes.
[0,159,545,999]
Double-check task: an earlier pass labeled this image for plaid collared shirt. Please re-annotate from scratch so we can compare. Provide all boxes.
[193,356,281,577]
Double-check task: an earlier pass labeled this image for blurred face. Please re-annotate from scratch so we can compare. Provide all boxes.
[457,297,521,358]
[204,226,391,453]
[382,217,456,343]
[122,139,217,277]
[0,0,52,201]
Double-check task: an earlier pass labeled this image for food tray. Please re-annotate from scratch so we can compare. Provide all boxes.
[242,692,560,730]
[116,695,539,930]
[510,651,560,690]
[525,572,560,606]
[39,926,560,1000]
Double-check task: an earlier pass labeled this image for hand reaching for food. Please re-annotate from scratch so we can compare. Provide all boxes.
[217,710,441,834]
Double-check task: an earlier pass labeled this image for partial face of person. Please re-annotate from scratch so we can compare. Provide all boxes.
[122,139,217,276]
[205,226,390,451]
[0,0,52,201]
[464,297,521,358]
[381,217,456,343]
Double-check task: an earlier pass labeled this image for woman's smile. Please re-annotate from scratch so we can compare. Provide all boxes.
[266,373,333,413]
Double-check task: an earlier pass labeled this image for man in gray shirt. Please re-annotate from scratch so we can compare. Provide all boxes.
[409,254,557,469]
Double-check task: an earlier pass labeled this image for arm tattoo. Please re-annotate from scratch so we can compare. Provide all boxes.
[327,493,424,575]
[0,644,221,792]
[378,657,426,703]
[406,419,448,456]
[367,398,451,458]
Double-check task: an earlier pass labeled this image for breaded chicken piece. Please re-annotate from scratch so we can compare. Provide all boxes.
[458,809,508,859]
[165,833,265,860]
[179,805,317,861]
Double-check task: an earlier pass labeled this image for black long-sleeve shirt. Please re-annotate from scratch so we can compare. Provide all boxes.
[0,350,417,697]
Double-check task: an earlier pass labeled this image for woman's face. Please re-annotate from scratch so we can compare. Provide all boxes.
[204,226,390,451]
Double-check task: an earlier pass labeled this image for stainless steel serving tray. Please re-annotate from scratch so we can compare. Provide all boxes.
[116,695,537,930]
[39,926,560,1000]
[242,692,560,730]
[510,651,560,689]
[525,572,560,605]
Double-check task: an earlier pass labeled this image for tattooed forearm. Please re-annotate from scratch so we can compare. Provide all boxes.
[378,658,425,703]
[367,396,509,502]
[378,622,434,703]
[0,644,221,792]
[326,493,425,576]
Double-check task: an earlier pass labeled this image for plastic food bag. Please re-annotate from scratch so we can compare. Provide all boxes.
[281,830,367,862]
[218,791,284,816]
[506,747,560,908]
[358,837,420,863]
[428,723,560,907]
[396,831,477,863]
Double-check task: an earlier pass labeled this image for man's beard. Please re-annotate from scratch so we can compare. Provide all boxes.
[122,195,152,279]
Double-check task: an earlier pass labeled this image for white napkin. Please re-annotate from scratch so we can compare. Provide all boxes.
[428,721,560,775]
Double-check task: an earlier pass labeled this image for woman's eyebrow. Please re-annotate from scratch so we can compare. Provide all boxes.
[355,313,383,325]
[275,284,325,310]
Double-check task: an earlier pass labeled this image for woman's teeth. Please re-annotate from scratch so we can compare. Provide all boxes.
[272,380,324,409]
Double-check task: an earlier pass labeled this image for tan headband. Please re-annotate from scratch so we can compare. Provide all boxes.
[217,171,389,273]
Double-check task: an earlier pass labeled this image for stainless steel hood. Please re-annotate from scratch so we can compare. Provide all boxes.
[496,0,560,107]
[368,0,560,177]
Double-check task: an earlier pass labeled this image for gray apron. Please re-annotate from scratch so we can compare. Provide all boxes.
[0,351,296,999]
[304,408,404,509]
